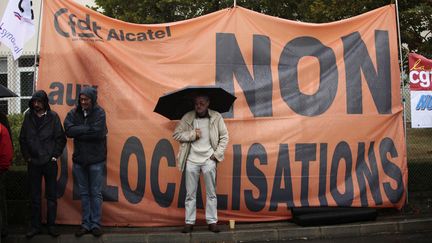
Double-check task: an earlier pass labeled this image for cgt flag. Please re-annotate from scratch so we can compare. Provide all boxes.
[0,0,35,60]
[409,53,432,128]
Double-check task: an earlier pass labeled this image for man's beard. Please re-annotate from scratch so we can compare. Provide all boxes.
[34,106,43,112]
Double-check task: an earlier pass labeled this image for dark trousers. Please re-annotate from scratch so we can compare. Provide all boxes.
[28,162,58,229]
[0,172,7,235]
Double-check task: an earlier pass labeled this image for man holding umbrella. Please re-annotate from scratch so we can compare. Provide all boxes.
[172,93,229,233]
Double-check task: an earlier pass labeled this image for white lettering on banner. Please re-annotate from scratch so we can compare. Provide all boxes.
[409,70,432,88]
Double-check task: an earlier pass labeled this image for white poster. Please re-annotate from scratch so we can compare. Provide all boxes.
[409,53,432,128]
[410,91,432,128]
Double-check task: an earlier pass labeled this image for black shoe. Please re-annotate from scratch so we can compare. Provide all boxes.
[91,227,103,237]
[208,223,220,233]
[75,227,89,237]
[47,226,60,237]
[25,228,41,238]
[181,224,193,233]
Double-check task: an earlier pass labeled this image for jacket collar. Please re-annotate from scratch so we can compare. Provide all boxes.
[30,110,53,129]
[184,109,218,126]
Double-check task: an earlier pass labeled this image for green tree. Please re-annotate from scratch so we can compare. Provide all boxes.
[398,1,432,58]
[8,113,25,166]
[92,0,232,24]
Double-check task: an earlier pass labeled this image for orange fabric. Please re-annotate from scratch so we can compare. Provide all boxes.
[38,0,406,226]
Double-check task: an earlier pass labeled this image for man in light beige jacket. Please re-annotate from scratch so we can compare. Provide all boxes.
[173,95,228,233]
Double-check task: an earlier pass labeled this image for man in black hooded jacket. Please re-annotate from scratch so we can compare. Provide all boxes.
[63,87,107,237]
[19,90,66,238]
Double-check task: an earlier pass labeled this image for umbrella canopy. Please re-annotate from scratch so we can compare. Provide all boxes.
[0,84,18,98]
[154,86,236,120]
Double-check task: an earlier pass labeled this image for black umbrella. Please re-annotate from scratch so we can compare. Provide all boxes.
[154,85,236,120]
[0,84,18,98]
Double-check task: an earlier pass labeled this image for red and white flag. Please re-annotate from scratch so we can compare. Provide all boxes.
[409,53,432,128]
[0,0,35,60]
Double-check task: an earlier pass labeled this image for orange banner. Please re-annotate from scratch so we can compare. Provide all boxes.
[38,0,406,226]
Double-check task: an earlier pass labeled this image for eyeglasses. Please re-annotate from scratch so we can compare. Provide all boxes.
[79,97,91,102]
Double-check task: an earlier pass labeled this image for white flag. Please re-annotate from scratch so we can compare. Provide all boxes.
[0,0,35,60]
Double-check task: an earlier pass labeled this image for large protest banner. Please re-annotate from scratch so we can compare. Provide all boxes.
[409,53,432,128]
[38,0,406,226]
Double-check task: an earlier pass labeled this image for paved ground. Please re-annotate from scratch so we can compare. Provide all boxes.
[2,198,432,242]
[294,232,432,243]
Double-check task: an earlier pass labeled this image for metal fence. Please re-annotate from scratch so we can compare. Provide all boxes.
[402,86,432,193]
[0,52,38,115]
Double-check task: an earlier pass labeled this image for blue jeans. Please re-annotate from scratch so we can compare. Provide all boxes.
[73,162,104,230]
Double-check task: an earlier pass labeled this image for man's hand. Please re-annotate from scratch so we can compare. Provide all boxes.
[210,154,219,163]
[195,128,201,139]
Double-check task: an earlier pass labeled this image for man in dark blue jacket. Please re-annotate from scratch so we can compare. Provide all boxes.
[64,87,107,237]
[19,90,66,238]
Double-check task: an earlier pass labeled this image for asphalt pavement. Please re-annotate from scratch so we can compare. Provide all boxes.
[2,199,432,242]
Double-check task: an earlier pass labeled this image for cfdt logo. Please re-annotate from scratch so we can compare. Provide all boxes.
[14,0,34,23]
[54,8,103,40]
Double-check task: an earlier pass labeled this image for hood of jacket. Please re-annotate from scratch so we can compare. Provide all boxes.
[28,90,51,112]
[77,87,98,112]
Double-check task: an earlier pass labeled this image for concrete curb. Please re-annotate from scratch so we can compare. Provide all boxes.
[3,217,432,243]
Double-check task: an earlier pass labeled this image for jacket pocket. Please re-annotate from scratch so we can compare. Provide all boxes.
[177,142,190,171]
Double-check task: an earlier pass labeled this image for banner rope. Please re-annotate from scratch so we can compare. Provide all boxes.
[32,0,44,93]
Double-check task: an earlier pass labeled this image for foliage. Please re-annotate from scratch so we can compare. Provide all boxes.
[92,0,230,23]
[92,0,432,73]
[398,1,432,61]
[8,113,25,166]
